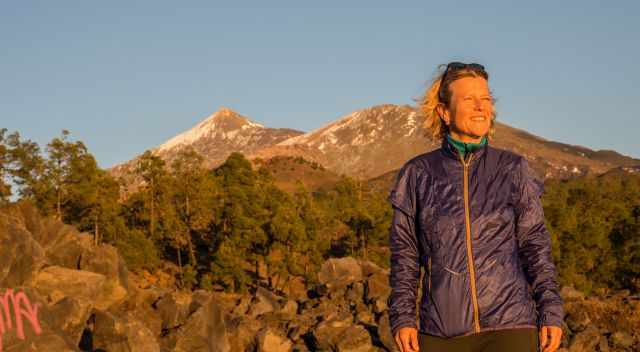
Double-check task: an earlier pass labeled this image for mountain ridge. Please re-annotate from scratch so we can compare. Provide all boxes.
[109,104,640,185]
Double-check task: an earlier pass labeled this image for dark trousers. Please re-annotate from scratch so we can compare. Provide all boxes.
[418,328,539,352]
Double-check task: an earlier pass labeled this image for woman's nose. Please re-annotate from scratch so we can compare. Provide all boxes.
[473,98,483,110]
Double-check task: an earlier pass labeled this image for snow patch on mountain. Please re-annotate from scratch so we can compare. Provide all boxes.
[404,111,418,136]
[278,110,359,147]
[158,108,264,152]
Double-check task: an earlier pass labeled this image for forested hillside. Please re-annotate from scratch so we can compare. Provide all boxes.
[1,128,638,297]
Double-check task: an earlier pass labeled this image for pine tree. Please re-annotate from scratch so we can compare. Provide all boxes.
[209,152,269,293]
[45,130,75,220]
[135,150,169,241]
[5,131,46,202]
[291,181,332,287]
[170,147,217,270]
[78,170,122,245]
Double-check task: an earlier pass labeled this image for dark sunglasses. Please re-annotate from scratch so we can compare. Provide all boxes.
[438,62,486,101]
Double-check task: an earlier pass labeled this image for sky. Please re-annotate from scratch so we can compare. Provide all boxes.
[2,1,639,168]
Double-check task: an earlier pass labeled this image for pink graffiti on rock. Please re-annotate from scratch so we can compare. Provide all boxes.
[0,289,42,352]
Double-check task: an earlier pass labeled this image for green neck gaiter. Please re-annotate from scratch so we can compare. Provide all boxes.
[447,134,488,158]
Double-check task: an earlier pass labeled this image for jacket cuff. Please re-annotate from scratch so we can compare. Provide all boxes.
[390,318,417,337]
[538,306,564,328]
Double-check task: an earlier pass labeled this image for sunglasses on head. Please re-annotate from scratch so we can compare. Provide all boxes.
[438,62,486,101]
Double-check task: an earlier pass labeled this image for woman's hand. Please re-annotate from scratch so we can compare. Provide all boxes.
[394,327,420,352]
[539,325,562,352]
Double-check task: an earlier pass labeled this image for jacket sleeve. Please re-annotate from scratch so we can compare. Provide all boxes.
[386,162,423,337]
[514,158,564,328]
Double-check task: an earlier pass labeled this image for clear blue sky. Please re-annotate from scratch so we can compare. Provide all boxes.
[2,1,639,168]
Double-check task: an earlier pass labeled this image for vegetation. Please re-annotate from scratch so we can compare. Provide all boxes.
[1,128,638,295]
[543,172,640,294]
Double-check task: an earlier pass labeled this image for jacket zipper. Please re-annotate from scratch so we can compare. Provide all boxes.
[428,257,432,293]
[460,152,481,333]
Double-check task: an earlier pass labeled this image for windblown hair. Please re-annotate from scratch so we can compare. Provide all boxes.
[416,64,497,141]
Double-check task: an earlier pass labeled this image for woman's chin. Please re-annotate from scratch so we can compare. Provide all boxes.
[469,127,489,138]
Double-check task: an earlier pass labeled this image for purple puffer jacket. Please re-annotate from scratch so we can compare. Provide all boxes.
[387,137,564,338]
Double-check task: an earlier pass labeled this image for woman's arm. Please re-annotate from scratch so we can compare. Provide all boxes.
[514,157,564,328]
[387,162,423,337]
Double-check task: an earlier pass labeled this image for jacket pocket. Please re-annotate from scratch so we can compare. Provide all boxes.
[442,266,464,276]
[427,261,470,335]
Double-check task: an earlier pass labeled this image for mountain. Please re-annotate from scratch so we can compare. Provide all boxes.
[155,107,302,162]
[111,104,640,190]
[256,104,640,180]
[249,104,437,180]
[109,107,304,184]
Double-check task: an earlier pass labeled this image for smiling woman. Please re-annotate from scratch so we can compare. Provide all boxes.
[388,62,564,352]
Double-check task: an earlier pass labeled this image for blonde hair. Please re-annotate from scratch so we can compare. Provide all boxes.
[417,64,497,141]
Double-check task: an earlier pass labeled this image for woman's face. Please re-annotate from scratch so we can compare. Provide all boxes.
[441,76,493,143]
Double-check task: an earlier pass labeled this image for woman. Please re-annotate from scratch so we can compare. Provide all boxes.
[388,62,564,352]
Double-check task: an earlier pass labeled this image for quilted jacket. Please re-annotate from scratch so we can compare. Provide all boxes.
[387,136,564,338]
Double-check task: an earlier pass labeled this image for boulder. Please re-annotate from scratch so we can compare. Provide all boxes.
[311,311,354,350]
[334,325,375,352]
[0,215,46,287]
[568,326,601,352]
[120,284,163,337]
[283,275,308,301]
[610,331,634,349]
[301,296,351,324]
[226,316,261,352]
[0,287,78,351]
[79,241,129,296]
[345,282,365,304]
[560,286,585,302]
[231,295,251,316]
[5,202,92,272]
[358,260,385,278]
[92,310,160,352]
[365,272,390,314]
[279,299,298,319]
[318,257,363,291]
[166,294,230,352]
[3,332,78,352]
[248,287,281,318]
[154,291,192,330]
[313,318,374,352]
[256,326,293,352]
[30,266,106,306]
[376,313,398,352]
[564,303,592,333]
[32,265,129,311]
[41,225,90,270]
[48,296,93,346]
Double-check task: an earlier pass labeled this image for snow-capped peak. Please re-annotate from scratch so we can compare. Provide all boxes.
[158,107,264,152]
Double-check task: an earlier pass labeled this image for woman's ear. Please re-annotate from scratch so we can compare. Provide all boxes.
[436,103,450,126]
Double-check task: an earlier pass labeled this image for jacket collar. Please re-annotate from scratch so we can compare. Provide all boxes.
[441,134,489,162]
